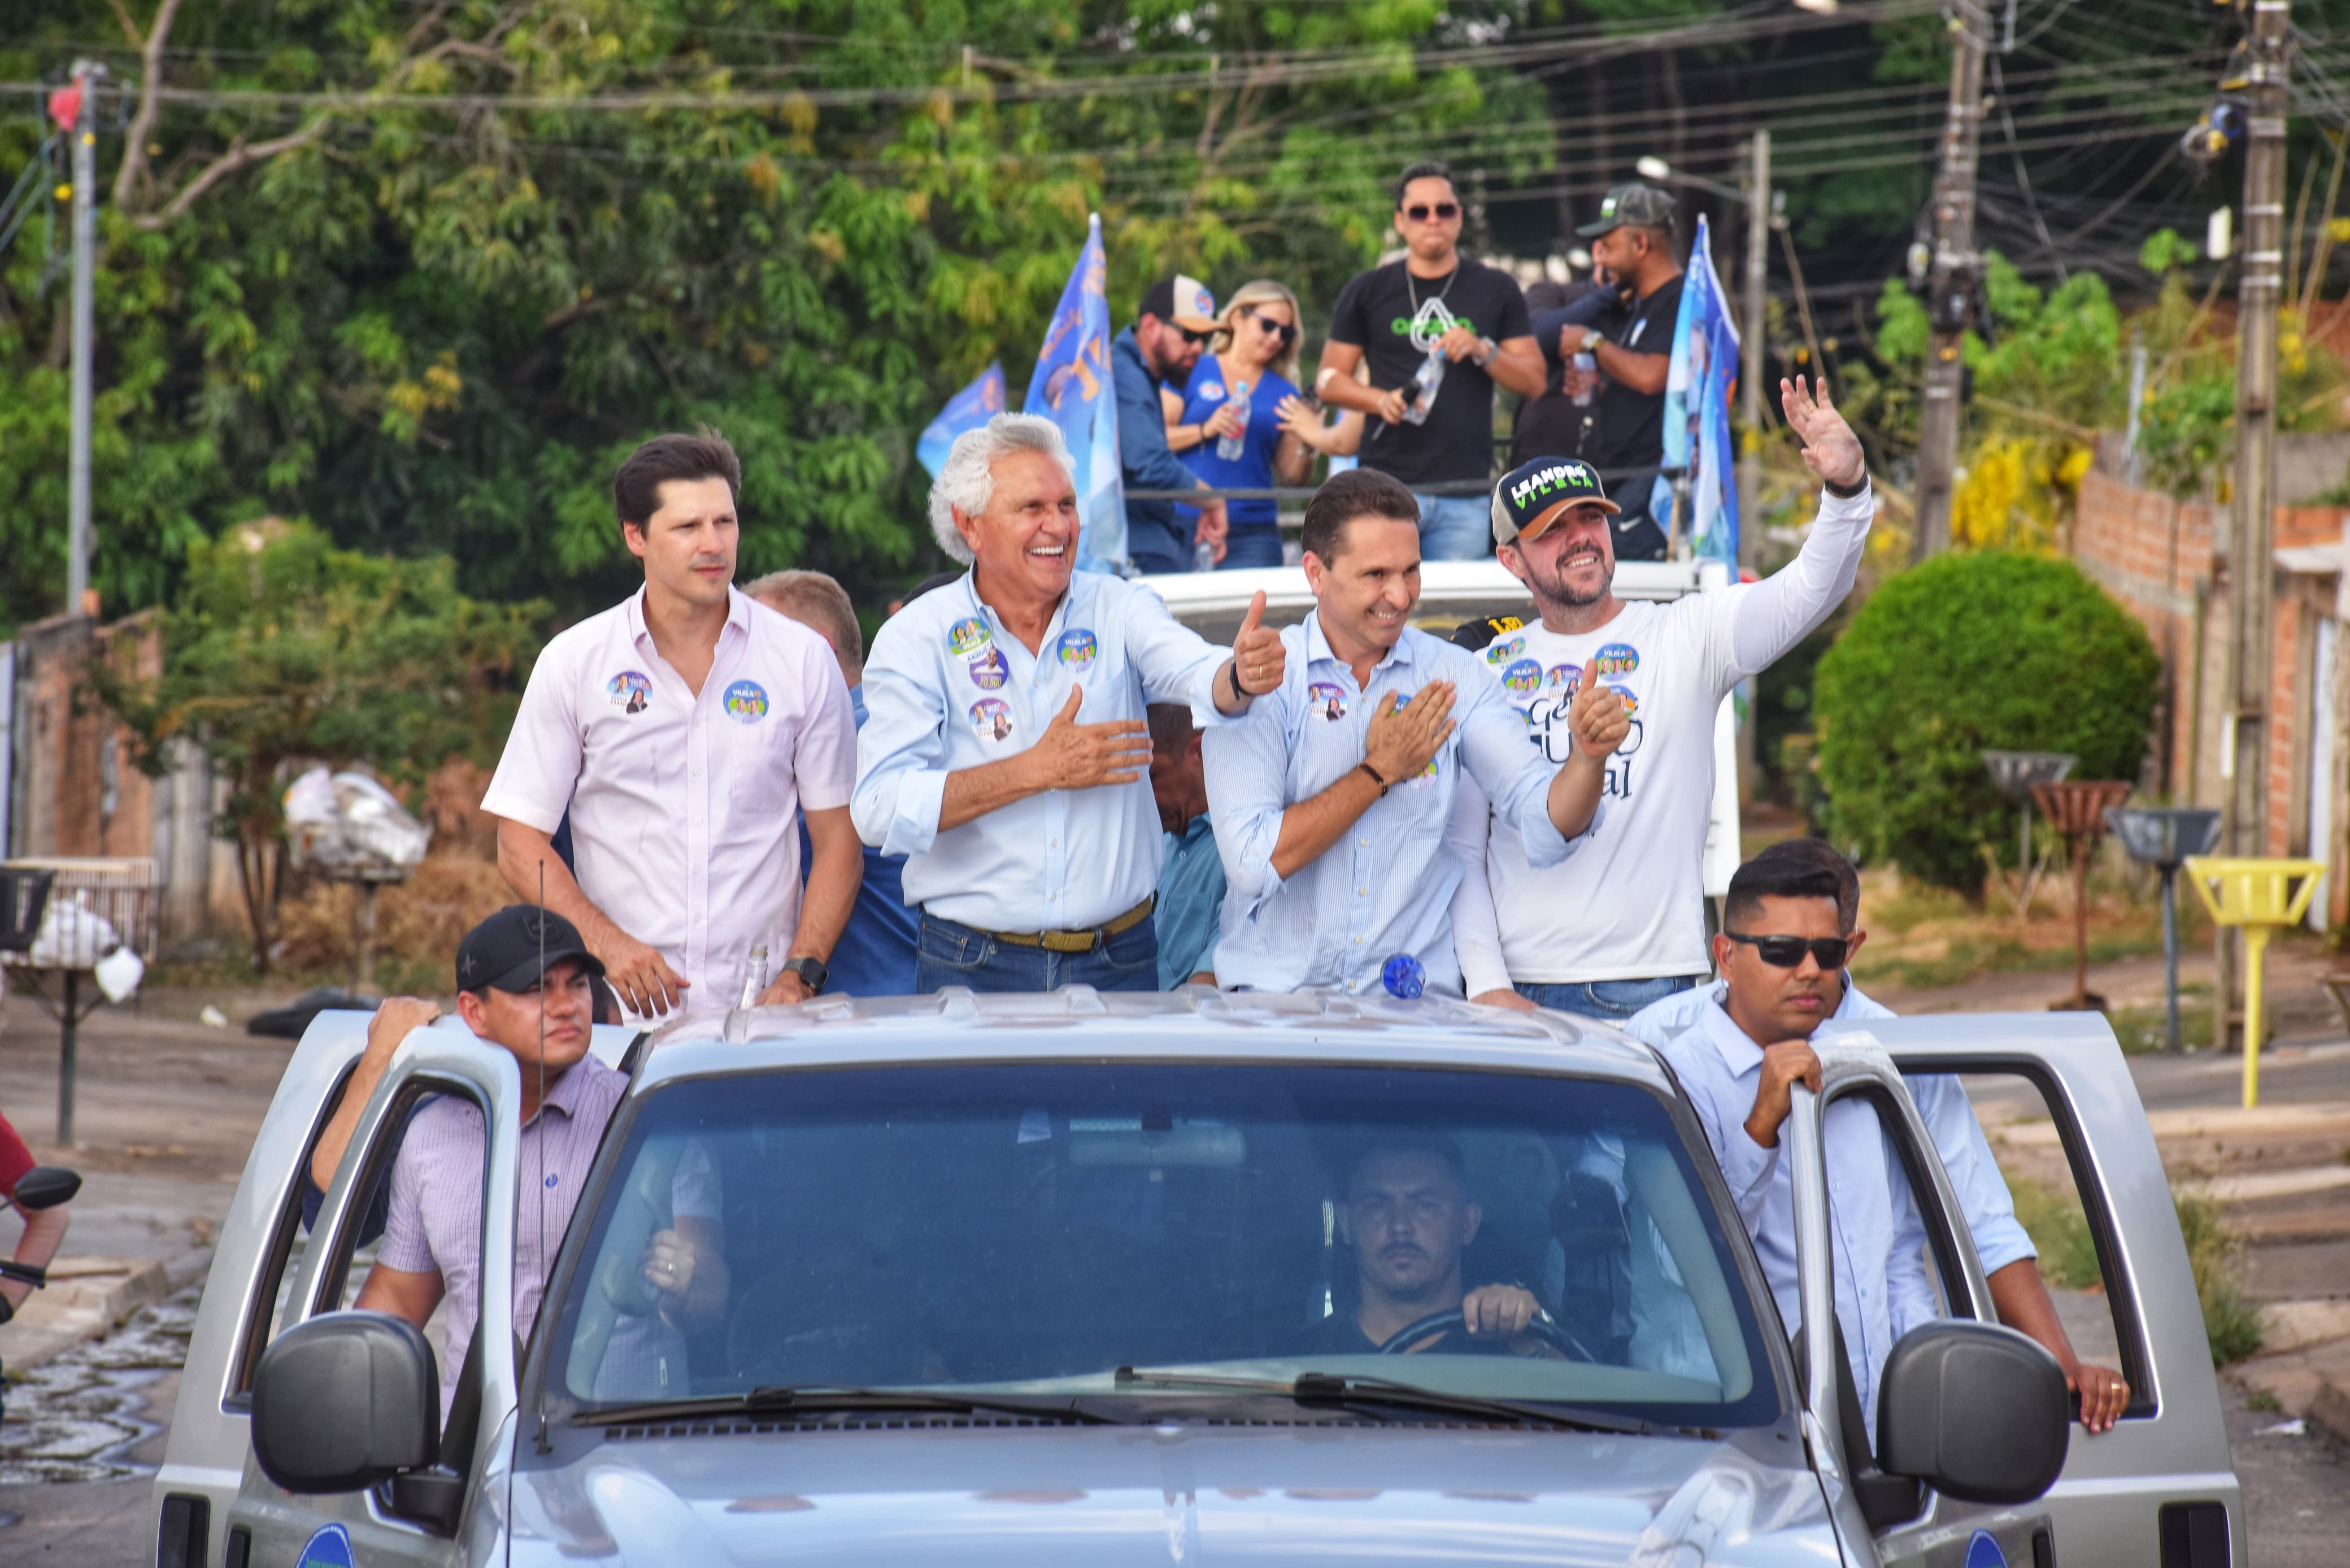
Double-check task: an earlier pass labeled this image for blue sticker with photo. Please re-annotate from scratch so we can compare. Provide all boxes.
[969,698,1015,743]
[1484,635,1525,665]
[1055,628,1099,668]
[606,670,652,713]
[721,680,769,723]
[1591,642,1640,677]
[1501,658,1542,694]
[968,647,1009,689]
[1546,663,1580,689]
[1307,681,1348,721]
[948,616,991,657]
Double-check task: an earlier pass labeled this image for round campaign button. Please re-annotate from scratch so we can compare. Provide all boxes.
[722,679,769,723]
[1591,642,1640,677]
[1307,682,1348,721]
[969,698,1015,743]
[1501,658,1541,694]
[948,616,992,657]
[968,648,1009,689]
[1546,663,1580,690]
[1484,635,1525,666]
[606,670,651,713]
[1055,628,1099,668]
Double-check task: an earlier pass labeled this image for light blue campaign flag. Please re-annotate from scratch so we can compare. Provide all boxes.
[1651,214,1742,568]
[1024,213,1126,571]
[916,362,1006,479]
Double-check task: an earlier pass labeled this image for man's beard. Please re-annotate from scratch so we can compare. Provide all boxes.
[1528,551,1611,611]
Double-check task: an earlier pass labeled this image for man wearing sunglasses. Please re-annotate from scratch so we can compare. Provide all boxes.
[1316,162,1545,560]
[1626,838,2133,1432]
[1115,275,1234,574]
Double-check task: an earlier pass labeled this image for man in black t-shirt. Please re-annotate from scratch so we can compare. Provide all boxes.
[1301,1138,1551,1357]
[1564,185,1686,561]
[1317,162,1544,561]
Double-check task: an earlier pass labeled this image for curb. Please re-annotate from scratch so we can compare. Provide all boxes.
[2314,1373,2350,1448]
[0,1248,207,1372]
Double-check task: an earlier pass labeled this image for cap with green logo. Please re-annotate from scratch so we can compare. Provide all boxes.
[1491,456,1618,548]
[1577,183,1677,238]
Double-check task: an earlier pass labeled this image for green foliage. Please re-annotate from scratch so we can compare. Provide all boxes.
[89,519,542,970]
[2004,1173,2104,1292]
[2175,1191,2264,1367]
[1811,552,2159,895]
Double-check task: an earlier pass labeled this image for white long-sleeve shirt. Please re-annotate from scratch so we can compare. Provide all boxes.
[1455,483,1875,988]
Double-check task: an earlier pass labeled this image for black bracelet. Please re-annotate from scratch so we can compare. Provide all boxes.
[1228,659,1248,704]
[1824,473,1869,500]
[1357,761,1392,797]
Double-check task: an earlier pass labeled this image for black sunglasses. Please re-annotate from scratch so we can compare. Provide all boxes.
[1724,932,1849,970]
[1175,325,1213,346]
[1244,310,1299,346]
[1402,202,1460,222]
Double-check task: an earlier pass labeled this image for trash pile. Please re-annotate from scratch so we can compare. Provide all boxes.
[23,897,145,1000]
[283,768,432,873]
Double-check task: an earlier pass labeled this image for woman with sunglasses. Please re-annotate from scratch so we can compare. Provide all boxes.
[1161,280,1315,570]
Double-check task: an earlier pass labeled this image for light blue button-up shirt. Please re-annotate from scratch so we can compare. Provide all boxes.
[1631,978,2038,1278]
[1202,613,1589,995]
[1629,996,1933,1436]
[854,570,1228,933]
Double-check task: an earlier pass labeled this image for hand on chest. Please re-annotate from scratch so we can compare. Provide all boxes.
[946,613,1121,751]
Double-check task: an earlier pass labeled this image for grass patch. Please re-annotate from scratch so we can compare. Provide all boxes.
[2107,995,2218,1056]
[2006,1173,2262,1365]
[2007,1174,2104,1290]
[2246,1387,2284,1413]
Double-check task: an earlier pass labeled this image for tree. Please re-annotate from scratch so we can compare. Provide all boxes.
[90,519,542,970]
[1810,551,2158,895]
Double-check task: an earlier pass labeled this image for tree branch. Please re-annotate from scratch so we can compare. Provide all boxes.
[114,0,190,211]
[133,118,333,231]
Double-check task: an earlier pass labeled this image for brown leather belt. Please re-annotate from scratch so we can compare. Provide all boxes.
[986,895,1156,952]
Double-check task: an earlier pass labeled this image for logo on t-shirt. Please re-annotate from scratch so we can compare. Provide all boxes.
[948,617,991,657]
[968,648,1009,689]
[969,698,1015,743]
[722,680,769,723]
[1055,629,1099,668]
[606,670,651,714]
[1591,642,1640,677]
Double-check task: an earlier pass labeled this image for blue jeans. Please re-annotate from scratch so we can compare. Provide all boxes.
[915,911,1161,994]
[1516,975,1698,1022]
[1215,525,1285,569]
[1413,492,1492,560]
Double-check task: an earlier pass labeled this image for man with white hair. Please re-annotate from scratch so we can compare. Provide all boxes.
[856,413,1289,991]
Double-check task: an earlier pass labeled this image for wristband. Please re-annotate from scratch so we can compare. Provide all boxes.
[1823,472,1869,500]
[1228,659,1248,704]
[1356,761,1392,797]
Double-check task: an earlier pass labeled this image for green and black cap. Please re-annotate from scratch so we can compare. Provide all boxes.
[1491,457,1618,549]
[1577,183,1676,238]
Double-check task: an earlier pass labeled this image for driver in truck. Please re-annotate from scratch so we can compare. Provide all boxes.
[1306,1136,1557,1357]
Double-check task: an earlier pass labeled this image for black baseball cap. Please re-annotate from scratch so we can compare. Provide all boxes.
[1137,273,1219,334]
[455,905,605,995]
[1578,183,1676,238]
[1449,613,1524,652]
[1491,456,1618,550]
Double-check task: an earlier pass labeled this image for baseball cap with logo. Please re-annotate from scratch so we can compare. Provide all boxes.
[1139,273,1219,334]
[1491,456,1618,549]
[1577,183,1677,238]
[455,904,606,995]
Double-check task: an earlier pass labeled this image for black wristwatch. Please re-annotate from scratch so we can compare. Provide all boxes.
[1824,472,1869,500]
[782,955,828,996]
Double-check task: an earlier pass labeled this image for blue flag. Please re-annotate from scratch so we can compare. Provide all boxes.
[1653,214,1741,568]
[1024,214,1126,570]
[917,363,1006,478]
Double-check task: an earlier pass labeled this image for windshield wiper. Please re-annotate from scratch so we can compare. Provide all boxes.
[580,1383,1126,1427]
[1111,1366,1650,1434]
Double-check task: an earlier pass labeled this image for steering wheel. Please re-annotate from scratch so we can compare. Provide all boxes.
[1376,1308,1594,1362]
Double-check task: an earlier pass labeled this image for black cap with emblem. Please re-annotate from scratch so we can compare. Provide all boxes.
[1449,614,1525,653]
[455,905,606,995]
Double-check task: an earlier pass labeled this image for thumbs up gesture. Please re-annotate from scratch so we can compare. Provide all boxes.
[1226,590,1287,701]
[1567,672,1631,759]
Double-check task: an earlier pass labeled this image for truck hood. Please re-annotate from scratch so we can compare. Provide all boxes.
[507,1423,1838,1565]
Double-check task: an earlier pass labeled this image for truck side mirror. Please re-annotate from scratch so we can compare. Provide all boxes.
[12,1166,81,1210]
[1876,1320,2070,1504]
[251,1312,439,1494]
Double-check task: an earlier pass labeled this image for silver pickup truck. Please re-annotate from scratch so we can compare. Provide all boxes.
[151,993,2238,1567]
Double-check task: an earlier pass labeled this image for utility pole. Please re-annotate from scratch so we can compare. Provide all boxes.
[1911,2,1989,561]
[1738,129,1769,560]
[2217,0,2291,1047]
[65,60,101,620]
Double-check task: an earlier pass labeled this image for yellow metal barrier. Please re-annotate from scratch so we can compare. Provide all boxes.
[2183,856,2326,1107]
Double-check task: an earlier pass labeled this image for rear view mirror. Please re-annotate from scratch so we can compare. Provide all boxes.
[251,1312,438,1493]
[12,1166,80,1210]
[1877,1320,2069,1503]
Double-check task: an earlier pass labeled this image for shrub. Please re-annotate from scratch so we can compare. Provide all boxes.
[1811,551,2158,894]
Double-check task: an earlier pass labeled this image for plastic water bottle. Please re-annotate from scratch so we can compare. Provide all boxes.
[739,944,768,1009]
[1381,953,1426,1000]
[1404,351,1444,425]
[1217,380,1252,460]
[1192,534,1217,572]
[1570,351,1597,407]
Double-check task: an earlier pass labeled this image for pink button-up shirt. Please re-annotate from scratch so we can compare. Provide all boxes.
[482,586,857,1018]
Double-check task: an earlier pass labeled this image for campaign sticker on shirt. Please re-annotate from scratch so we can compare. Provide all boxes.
[1591,642,1640,677]
[1484,635,1525,665]
[1055,628,1099,668]
[295,1524,356,1568]
[1600,683,1639,717]
[721,679,769,723]
[948,616,992,657]
[969,698,1016,743]
[1500,658,1542,694]
[968,647,1009,689]
[606,670,652,714]
[1307,682,1348,721]
[1546,663,1581,690]
[1198,380,1226,402]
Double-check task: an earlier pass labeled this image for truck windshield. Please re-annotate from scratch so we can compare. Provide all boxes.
[546,1062,1778,1427]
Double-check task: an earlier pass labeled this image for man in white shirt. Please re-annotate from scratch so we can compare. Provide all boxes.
[1203,468,1623,996]
[484,432,862,1020]
[1454,376,1872,1022]
[1632,853,1933,1438]
[1631,836,2132,1431]
[855,413,1288,992]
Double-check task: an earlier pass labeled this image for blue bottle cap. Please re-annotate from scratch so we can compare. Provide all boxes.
[1381,953,1426,1000]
